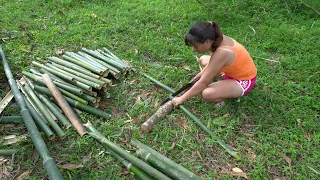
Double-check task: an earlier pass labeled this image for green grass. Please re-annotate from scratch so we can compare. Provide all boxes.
[1,0,319,179]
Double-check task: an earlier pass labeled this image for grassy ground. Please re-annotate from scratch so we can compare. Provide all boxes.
[0,0,319,179]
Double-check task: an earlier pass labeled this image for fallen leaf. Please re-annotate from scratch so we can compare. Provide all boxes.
[279,152,291,167]
[55,49,64,56]
[230,167,248,179]
[171,140,176,149]
[257,106,265,109]
[303,129,311,141]
[297,119,302,128]
[250,152,257,162]
[195,150,203,161]
[112,108,118,115]
[59,164,84,170]
[222,113,229,118]
[17,169,33,180]
[175,119,189,130]
[31,150,39,164]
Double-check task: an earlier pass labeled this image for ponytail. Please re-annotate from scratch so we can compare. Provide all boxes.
[185,21,223,52]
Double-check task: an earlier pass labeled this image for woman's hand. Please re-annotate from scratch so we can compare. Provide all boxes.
[171,96,185,106]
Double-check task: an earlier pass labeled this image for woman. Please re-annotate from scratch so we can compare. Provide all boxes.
[172,21,257,107]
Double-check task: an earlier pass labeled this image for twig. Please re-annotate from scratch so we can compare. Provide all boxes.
[252,56,280,63]
[308,166,320,175]
[302,1,320,16]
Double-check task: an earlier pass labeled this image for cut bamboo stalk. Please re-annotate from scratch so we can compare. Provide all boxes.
[61,54,104,75]
[0,116,23,124]
[0,149,17,156]
[141,100,174,132]
[94,50,127,73]
[48,56,106,80]
[23,71,84,95]
[142,73,240,160]
[23,96,55,140]
[51,62,107,87]
[68,52,109,73]
[47,64,100,90]
[0,45,63,180]
[85,122,153,180]
[33,86,111,119]
[98,49,130,71]
[42,74,88,137]
[32,61,75,82]
[83,89,98,97]
[37,92,73,129]
[22,80,65,138]
[87,130,171,180]
[81,48,125,72]
[131,140,201,180]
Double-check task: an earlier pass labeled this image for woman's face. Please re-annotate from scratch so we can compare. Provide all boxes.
[192,40,212,54]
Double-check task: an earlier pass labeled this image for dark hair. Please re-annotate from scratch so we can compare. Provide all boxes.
[184,21,223,51]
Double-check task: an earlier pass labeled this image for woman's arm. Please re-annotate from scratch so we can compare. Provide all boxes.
[172,49,231,105]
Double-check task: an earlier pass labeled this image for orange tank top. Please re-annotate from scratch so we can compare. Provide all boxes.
[219,39,257,80]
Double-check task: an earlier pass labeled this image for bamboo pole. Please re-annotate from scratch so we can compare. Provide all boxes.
[36,93,72,129]
[131,140,201,180]
[87,130,171,180]
[85,122,153,180]
[0,116,23,124]
[32,85,110,119]
[42,74,87,137]
[142,73,240,160]
[22,96,55,140]
[0,45,63,180]
[61,54,104,75]
[0,149,17,156]
[23,71,83,95]
[22,80,65,138]
[65,52,107,72]
[32,61,75,82]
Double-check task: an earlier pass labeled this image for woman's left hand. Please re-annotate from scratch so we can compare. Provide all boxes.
[171,96,185,106]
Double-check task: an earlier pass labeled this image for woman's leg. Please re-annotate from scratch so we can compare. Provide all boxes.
[201,80,243,103]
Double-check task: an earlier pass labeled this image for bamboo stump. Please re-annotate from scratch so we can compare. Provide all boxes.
[141,101,174,132]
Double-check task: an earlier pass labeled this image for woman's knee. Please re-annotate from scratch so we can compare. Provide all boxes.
[202,88,219,102]
[199,55,210,67]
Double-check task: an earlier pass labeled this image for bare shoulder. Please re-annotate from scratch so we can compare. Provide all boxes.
[211,48,235,66]
[220,35,235,47]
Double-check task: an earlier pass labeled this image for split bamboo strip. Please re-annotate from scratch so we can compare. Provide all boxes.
[23,96,55,140]
[37,93,72,129]
[47,64,101,90]
[61,54,104,75]
[0,116,23,124]
[142,73,240,160]
[0,45,63,180]
[0,149,17,156]
[85,123,153,180]
[32,61,75,82]
[42,74,87,137]
[131,140,201,180]
[22,71,83,95]
[88,131,171,180]
[22,81,65,138]
[51,63,107,87]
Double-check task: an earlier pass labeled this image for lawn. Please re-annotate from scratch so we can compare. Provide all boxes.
[0,0,319,179]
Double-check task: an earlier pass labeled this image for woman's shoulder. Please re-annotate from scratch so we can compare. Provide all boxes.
[219,35,235,47]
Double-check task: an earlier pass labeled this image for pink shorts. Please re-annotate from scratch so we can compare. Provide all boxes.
[224,75,257,96]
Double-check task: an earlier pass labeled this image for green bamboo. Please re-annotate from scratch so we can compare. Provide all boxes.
[81,48,125,72]
[61,54,104,75]
[47,64,101,89]
[87,129,171,180]
[94,50,127,69]
[66,52,109,73]
[85,123,153,180]
[22,96,55,140]
[0,149,17,156]
[131,140,201,180]
[142,73,240,160]
[47,56,92,73]
[22,71,83,95]
[98,48,130,70]
[51,62,107,87]
[33,86,111,119]
[23,80,65,138]
[37,93,72,129]
[83,89,97,97]
[0,45,63,180]
[32,61,75,82]
[58,87,88,105]
[0,116,23,124]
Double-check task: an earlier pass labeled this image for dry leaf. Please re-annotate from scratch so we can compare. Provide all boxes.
[119,170,129,175]
[112,108,118,115]
[176,119,189,130]
[31,150,39,164]
[279,152,292,167]
[230,167,248,179]
[55,49,64,56]
[59,164,84,170]
[195,150,203,161]
[171,141,176,149]
[303,129,311,141]
[17,169,33,180]
[129,80,140,85]
[250,152,257,162]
